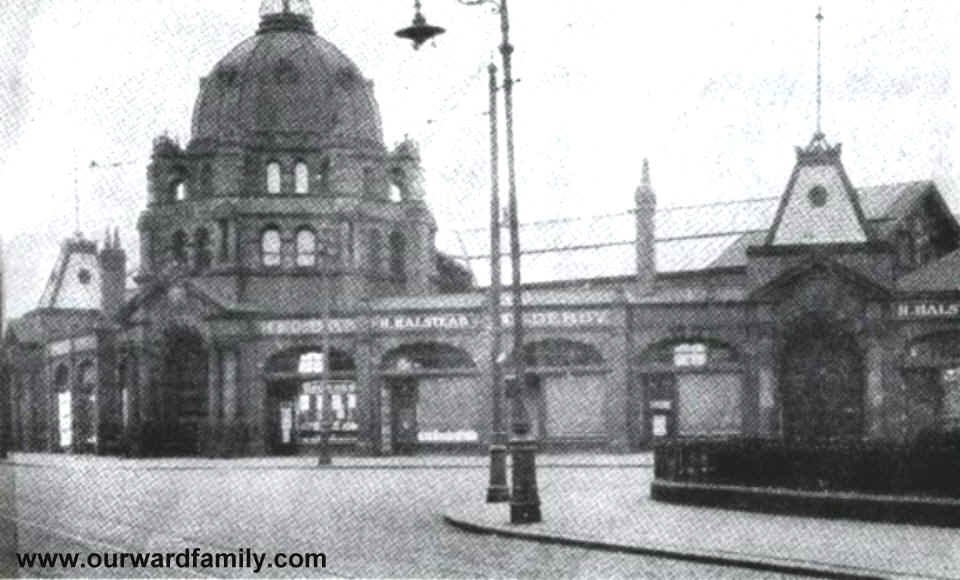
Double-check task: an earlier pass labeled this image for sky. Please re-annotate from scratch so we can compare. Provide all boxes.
[1,0,959,320]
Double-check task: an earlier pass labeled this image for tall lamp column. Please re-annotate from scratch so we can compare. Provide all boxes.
[485,62,509,504]
[396,0,541,523]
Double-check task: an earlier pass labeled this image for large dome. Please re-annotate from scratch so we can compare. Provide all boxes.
[190,1,383,149]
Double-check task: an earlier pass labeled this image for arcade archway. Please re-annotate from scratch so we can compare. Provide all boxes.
[780,323,865,442]
[155,328,209,456]
[902,331,960,439]
[379,342,478,454]
[508,338,609,442]
[265,347,357,455]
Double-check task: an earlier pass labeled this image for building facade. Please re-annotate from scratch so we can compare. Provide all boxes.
[3,2,960,457]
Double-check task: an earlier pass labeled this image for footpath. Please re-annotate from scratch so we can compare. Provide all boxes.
[6,453,958,578]
[2,451,648,471]
[444,466,960,580]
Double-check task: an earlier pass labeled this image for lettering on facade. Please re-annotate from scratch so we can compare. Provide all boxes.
[501,310,612,327]
[259,309,613,336]
[376,314,476,331]
[895,302,960,319]
[259,319,357,336]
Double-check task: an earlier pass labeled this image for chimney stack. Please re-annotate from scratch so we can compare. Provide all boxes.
[99,229,127,322]
[635,159,657,292]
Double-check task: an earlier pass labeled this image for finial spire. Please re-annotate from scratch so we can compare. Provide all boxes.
[642,158,651,189]
[815,6,824,137]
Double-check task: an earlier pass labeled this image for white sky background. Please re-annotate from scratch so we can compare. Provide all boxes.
[1,0,958,320]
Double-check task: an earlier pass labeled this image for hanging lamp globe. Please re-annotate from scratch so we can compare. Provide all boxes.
[396,3,446,49]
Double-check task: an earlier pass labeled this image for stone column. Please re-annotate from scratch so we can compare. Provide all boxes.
[205,348,222,457]
[355,337,376,455]
[754,326,778,437]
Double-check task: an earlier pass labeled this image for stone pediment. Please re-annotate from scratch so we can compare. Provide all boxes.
[120,274,239,327]
[750,256,891,304]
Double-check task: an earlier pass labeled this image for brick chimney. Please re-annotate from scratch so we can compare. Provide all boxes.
[99,228,127,321]
[635,159,657,292]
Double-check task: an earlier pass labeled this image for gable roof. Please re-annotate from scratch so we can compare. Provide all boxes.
[438,180,945,286]
[37,235,102,310]
[766,138,871,245]
[897,248,960,293]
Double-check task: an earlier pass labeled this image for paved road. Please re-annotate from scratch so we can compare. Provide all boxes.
[0,459,792,578]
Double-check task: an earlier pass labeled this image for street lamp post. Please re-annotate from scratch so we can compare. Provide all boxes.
[396,0,541,523]
[485,62,509,504]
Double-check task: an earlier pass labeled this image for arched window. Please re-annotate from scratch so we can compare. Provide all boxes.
[173,181,187,202]
[521,339,605,369]
[637,339,739,367]
[294,161,309,194]
[389,168,405,201]
[295,228,317,267]
[380,343,477,372]
[261,228,282,267]
[194,228,212,270]
[54,364,69,391]
[171,230,189,266]
[389,231,406,280]
[266,162,282,194]
[318,157,331,193]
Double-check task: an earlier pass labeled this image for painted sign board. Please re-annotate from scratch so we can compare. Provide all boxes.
[894,301,960,319]
[258,309,614,336]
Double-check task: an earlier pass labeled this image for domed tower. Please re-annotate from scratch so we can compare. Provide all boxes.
[137,0,437,312]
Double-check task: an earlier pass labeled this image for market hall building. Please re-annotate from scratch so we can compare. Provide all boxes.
[3,1,960,457]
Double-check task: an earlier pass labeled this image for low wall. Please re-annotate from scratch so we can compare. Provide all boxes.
[652,479,960,528]
[652,436,960,527]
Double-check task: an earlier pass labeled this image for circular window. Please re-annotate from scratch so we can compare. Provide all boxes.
[77,269,92,284]
[808,185,828,207]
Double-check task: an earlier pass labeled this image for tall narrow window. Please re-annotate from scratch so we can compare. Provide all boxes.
[261,228,282,267]
[295,228,317,267]
[390,231,407,280]
[200,163,214,198]
[295,161,309,194]
[194,228,212,270]
[368,230,383,273]
[266,162,282,194]
[172,231,189,266]
[318,157,331,194]
[217,219,230,262]
[173,181,187,202]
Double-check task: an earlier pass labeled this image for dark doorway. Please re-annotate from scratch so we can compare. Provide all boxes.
[781,324,865,442]
[267,381,299,456]
[390,378,418,455]
[156,329,208,456]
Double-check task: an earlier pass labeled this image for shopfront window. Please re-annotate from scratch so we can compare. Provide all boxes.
[380,343,479,446]
[266,349,358,446]
[637,339,743,438]
[906,332,960,434]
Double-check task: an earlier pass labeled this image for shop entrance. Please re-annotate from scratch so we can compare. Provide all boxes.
[902,332,960,438]
[264,348,358,456]
[155,328,208,456]
[781,324,864,442]
[389,378,418,454]
[380,343,479,454]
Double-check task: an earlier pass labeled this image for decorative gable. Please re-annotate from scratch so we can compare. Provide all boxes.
[767,135,870,246]
[38,236,101,310]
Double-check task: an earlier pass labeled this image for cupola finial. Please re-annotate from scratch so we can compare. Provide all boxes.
[258,0,314,34]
